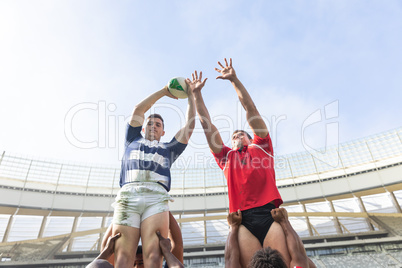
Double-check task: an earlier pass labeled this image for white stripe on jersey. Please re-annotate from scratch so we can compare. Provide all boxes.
[249,144,274,158]
[126,169,169,186]
[137,138,167,149]
[128,150,169,168]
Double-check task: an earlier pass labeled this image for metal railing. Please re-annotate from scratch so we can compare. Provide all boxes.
[0,127,401,193]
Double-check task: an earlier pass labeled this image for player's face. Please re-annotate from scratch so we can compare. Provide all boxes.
[134,253,144,268]
[144,118,165,141]
[231,131,251,149]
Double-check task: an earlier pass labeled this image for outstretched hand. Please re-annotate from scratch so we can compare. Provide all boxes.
[271,208,289,223]
[215,58,237,81]
[186,70,207,94]
[227,209,242,227]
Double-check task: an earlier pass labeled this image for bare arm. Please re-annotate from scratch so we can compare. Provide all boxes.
[156,231,184,268]
[190,71,224,154]
[271,208,311,268]
[168,212,184,263]
[99,224,115,265]
[225,210,242,268]
[130,86,177,127]
[97,233,120,260]
[215,58,268,138]
[173,72,200,144]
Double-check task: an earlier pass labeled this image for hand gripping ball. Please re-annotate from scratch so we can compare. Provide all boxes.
[167,77,188,99]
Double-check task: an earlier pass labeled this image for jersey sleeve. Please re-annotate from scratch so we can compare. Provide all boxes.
[252,132,273,156]
[125,124,142,146]
[211,145,231,170]
[166,137,187,165]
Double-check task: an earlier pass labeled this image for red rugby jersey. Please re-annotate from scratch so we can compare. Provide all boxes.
[212,133,283,212]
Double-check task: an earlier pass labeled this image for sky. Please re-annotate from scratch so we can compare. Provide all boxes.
[1,0,402,168]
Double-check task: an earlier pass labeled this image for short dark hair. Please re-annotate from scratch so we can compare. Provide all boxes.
[232,130,252,140]
[147,113,164,129]
[248,247,287,268]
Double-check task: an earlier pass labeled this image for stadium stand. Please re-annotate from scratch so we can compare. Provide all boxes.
[0,127,401,267]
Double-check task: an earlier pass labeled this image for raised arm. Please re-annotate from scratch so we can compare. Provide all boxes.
[215,58,268,138]
[130,86,177,127]
[173,72,201,144]
[190,71,224,154]
[271,208,312,268]
[225,210,242,268]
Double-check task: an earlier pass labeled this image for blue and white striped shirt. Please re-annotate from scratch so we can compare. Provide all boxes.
[119,124,187,191]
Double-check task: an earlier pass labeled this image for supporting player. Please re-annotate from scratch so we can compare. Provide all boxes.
[112,71,206,267]
[226,209,316,268]
[270,208,317,268]
[192,58,290,267]
[225,210,242,268]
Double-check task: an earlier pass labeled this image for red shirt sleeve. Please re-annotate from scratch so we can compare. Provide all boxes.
[252,132,273,156]
[211,145,231,170]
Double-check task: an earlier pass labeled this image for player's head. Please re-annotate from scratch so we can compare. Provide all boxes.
[248,247,287,268]
[134,245,144,268]
[144,114,165,141]
[231,130,252,149]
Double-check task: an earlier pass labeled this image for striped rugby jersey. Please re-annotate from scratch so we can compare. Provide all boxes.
[119,124,187,191]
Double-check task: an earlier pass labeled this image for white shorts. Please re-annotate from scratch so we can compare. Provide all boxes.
[112,182,172,228]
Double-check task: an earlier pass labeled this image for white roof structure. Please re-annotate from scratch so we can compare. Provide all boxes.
[0,127,401,266]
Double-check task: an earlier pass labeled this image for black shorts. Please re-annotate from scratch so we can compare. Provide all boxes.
[241,203,276,246]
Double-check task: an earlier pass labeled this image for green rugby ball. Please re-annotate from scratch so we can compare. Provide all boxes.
[167,77,188,99]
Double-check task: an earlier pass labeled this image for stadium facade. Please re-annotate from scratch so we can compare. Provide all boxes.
[0,127,401,267]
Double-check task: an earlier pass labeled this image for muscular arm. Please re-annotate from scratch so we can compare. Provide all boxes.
[130,86,177,127]
[100,224,116,265]
[86,233,120,267]
[168,212,184,263]
[190,71,224,154]
[271,208,311,268]
[225,210,242,268]
[215,58,268,138]
[156,231,184,268]
[174,89,196,144]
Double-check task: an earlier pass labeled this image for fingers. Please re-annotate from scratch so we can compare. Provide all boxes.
[165,88,178,100]
[217,61,224,69]
[190,71,204,82]
[271,208,278,217]
[156,231,163,240]
[224,58,228,67]
[111,233,121,240]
